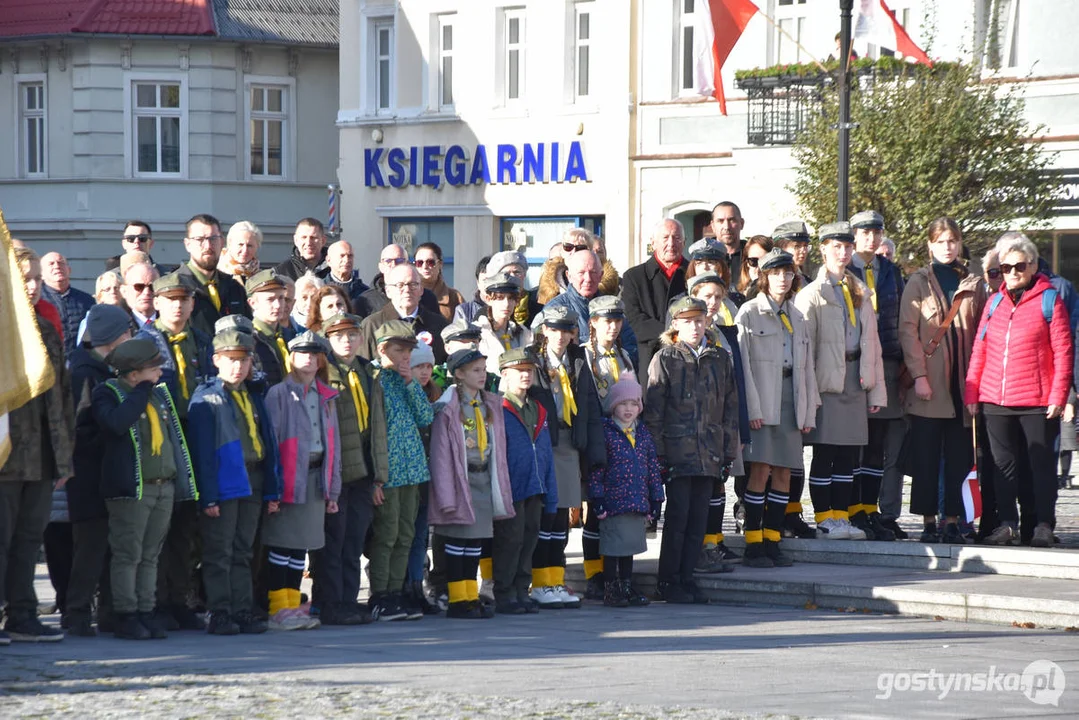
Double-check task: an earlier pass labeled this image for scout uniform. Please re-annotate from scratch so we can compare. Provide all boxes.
[246,270,294,387]
[475,272,534,377]
[434,319,501,392]
[176,257,249,338]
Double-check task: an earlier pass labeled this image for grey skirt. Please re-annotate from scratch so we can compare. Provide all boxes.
[807,359,869,446]
[599,513,647,556]
[746,375,803,469]
[438,469,495,540]
[554,428,582,508]
[1062,418,1078,452]
[260,466,326,551]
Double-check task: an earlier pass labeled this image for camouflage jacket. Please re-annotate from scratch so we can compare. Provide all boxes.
[0,314,75,483]
[642,328,738,479]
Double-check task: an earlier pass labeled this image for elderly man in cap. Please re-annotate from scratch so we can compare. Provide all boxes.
[543,250,639,369]
[65,305,134,636]
[324,240,371,310]
[355,244,440,319]
[176,213,250,337]
[40,251,95,356]
[847,210,905,542]
[359,263,448,364]
[623,219,688,383]
[246,270,295,386]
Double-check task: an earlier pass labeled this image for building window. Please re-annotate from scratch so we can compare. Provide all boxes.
[373,20,394,111]
[776,0,807,65]
[504,8,525,103]
[18,80,46,177]
[248,83,290,179]
[438,15,455,109]
[575,3,593,99]
[388,219,455,287]
[500,216,604,288]
[131,81,184,176]
[679,0,695,93]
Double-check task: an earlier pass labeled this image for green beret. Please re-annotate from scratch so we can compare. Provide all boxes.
[819,221,855,244]
[287,330,328,354]
[538,306,578,330]
[245,269,285,296]
[214,314,254,336]
[321,313,363,336]
[588,295,625,318]
[153,272,194,297]
[441,318,482,343]
[106,338,165,373]
[375,320,418,347]
[667,296,708,320]
[213,329,256,354]
[499,348,539,370]
[850,210,885,230]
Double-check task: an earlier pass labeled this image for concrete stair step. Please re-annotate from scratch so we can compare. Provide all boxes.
[720,535,1079,580]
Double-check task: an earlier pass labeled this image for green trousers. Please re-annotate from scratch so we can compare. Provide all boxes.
[107,482,175,614]
[368,484,420,595]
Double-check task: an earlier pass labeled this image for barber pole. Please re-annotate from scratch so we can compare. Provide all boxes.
[327,184,338,233]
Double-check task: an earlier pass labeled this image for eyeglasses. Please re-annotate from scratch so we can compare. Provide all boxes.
[1000,262,1029,275]
[382,257,410,267]
[123,234,151,244]
[563,243,589,253]
[130,283,154,295]
[746,257,761,268]
[414,259,439,268]
[388,282,421,291]
[986,268,1002,280]
[770,270,796,280]
[186,235,222,245]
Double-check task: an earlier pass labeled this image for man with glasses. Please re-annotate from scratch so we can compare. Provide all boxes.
[623,218,688,382]
[120,262,161,329]
[105,221,168,276]
[355,243,439,319]
[41,252,95,356]
[274,218,330,281]
[358,263,447,363]
[176,214,250,337]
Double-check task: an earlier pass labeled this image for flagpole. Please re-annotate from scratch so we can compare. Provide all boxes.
[837,0,854,221]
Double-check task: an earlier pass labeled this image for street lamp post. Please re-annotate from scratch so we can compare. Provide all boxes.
[837,0,854,221]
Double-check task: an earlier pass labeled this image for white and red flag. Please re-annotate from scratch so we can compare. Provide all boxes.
[961,466,982,523]
[853,0,932,65]
[693,0,760,115]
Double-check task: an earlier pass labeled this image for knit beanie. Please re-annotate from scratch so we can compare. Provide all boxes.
[604,377,643,415]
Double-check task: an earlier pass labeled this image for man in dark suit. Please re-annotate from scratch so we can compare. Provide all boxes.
[622,218,688,381]
[358,264,447,363]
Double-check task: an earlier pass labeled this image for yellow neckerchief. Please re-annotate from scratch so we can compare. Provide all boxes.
[553,359,578,425]
[513,293,530,325]
[497,323,513,351]
[776,301,794,335]
[717,302,734,326]
[623,424,636,447]
[347,367,370,432]
[145,400,164,456]
[468,395,488,458]
[164,328,191,400]
[602,348,621,383]
[206,278,222,312]
[230,388,264,459]
[864,265,877,312]
[275,333,293,373]
[838,278,857,327]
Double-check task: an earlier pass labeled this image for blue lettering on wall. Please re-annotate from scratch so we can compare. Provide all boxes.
[363,141,589,188]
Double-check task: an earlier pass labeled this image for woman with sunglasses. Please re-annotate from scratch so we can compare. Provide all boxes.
[731,236,774,307]
[898,217,987,543]
[415,243,464,323]
[966,232,1073,547]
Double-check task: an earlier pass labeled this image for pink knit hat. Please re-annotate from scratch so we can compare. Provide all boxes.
[604,377,643,414]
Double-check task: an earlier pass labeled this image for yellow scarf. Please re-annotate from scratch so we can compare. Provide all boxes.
[556,365,578,426]
[167,331,191,400]
[146,401,164,456]
[230,389,264,459]
[469,398,488,458]
[839,280,857,327]
[603,349,621,383]
[865,266,877,312]
[500,332,512,351]
[513,294,529,325]
[275,334,293,373]
[206,279,221,312]
[778,309,794,335]
[347,369,370,433]
[623,425,636,448]
[718,302,734,327]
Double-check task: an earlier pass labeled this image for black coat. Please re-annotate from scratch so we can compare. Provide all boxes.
[175,262,250,338]
[621,256,687,383]
[253,325,295,387]
[355,273,440,319]
[530,343,606,469]
[357,302,448,364]
[67,348,112,522]
[274,246,330,281]
[851,256,904,361]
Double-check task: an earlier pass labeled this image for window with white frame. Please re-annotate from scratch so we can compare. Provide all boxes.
[373,20,394,111]
[504,8,525,103]
[575,3,593,99]
[18,80,46,177]
[776,0,808,65]
[132,81,183,175]
[249,84,289,178]
[678,0,695,93]
[438,15,455,109]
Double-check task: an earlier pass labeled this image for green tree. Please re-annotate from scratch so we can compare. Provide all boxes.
[790,62,1058,265]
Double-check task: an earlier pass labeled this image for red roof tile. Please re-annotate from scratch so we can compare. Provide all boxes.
[0,0,216,38]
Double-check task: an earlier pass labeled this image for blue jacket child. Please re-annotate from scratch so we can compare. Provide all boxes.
[502,394,558,514]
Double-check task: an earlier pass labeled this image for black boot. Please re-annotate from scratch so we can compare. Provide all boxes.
[622,580,650,607]
[743,543,774,568]
[584,573,606,600]
[114,613,151,640]
[171,604,206,631]
[764,540,794,567]
[603,580,629,608]
[139,611,168,639]
[413,581,441,615]
[65,612,96,638]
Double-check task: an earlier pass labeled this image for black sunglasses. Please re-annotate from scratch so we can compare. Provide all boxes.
[986,268,1002,280]
[746,257,760,268]
[999,262,1029,275]
[563,243,589,253]
[123,234,151,243]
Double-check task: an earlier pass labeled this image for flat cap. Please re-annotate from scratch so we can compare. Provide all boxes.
[688,238,728,262]
[446,348,486,376]
[588,295,625,318]
[537,305,578,330]
[499,348,539,370]
[153,272,195,297]
[245,269,286,296]
[486,250,528,277]
[759,248,796,272]
[819,221,855,244]
[85,304,133,346]
[287,330,328,354]
[688,272,726,292]
[375,319,418,347]
[106,338,165,373]
[215,314,254,335]
[667,296,708,320]
[850,210,885,230]
[481,271,524,296]
[441,318,482,343]
[321,312,363,336]
[772,221,811,243]
[213,329,256,354]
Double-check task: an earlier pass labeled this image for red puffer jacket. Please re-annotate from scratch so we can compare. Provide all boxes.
[965,274,1074,408]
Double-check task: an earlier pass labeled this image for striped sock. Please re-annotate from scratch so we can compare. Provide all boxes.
[787,467,805,515]
[764,490,789,542]
[831,470,854,521]
[808,474,832,524]
[743,490,766,544]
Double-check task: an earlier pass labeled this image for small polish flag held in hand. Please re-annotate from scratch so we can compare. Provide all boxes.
[693,0,760,115]
[961,466,982,523]
[854,0,932,65]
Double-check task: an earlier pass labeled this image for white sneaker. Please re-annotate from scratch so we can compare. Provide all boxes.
[268,609,308,631]
[819,518,851,540]
[530,586,563,608]
[479,579,496,604]
[554,585,581,608]
[841,519,867,540]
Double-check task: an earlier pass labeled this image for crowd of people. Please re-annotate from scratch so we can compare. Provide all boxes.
[0,204,1073,645]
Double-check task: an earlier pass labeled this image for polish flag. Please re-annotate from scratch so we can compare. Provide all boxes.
[694,0,760,115]
[961,466,982,523]
[854,0,932,65]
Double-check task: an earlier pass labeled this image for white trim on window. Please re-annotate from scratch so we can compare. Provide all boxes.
[244,75,296,182]
[369,18,395,113]
[15,73,47,178]
[123,72,188,179]
[437,13,455,111]
[503,7,526,106]
[676,0,696,97]
[574,2,594,101]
